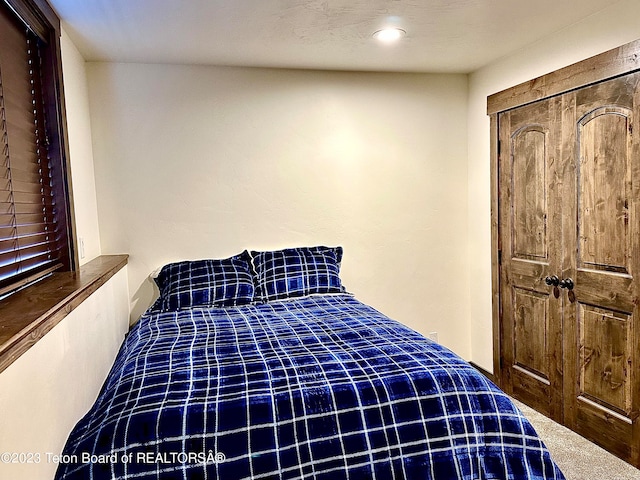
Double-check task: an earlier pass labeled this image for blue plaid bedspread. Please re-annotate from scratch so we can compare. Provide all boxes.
[55,294,564,480]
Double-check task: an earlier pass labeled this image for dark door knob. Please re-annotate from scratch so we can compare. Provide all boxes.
[544,275,559,286]
[559,278,574,290]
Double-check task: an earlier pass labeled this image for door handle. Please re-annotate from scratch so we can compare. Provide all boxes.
[544,275,574,290]
[559,278,574,290]
[544,275,559,287]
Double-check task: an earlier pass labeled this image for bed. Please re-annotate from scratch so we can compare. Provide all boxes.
[55,246,564,480]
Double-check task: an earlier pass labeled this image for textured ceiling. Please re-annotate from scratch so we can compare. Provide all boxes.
[48,0,620,73]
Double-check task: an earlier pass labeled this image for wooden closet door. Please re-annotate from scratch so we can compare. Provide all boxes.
[561,73,640,465]
[500,73,640,466]
[498,98,564,421]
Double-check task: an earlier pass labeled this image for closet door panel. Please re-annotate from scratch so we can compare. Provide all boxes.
[498,99,564,420]
[563,73,640,465]
[512,127,548,260]
[578,107,632,273]
[512,288,550,383]
[578,306,632,415]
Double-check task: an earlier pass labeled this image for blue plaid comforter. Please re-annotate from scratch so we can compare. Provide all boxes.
[55,294,564,480]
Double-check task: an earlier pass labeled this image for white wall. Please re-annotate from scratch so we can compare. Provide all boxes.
[87,63,471,357]
[0,268,130,480]
[61,30,102,264]
[467,0,640,371]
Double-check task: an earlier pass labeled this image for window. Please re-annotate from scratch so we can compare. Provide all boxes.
[0,0,74,296]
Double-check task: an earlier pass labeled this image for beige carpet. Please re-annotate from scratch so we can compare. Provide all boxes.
[514,400,640,480]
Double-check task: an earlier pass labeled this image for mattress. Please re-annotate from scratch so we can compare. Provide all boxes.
[55,293,564,480]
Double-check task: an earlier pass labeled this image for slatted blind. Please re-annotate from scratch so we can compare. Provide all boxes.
[0,2,62,295]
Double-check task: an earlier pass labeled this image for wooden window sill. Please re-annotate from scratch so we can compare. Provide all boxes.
[0,254,129,374]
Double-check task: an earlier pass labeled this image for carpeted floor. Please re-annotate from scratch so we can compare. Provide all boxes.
[514,400,640,480]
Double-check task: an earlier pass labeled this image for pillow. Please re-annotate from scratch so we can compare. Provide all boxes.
[250,246,346,302]
[154,251,254,311]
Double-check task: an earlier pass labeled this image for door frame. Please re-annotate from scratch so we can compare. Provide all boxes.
[488,37,640,386]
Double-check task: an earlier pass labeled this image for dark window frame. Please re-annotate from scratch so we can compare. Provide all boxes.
[0,0,76,296]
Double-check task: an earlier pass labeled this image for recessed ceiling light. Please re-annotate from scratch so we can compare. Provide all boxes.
[372,28,406,43]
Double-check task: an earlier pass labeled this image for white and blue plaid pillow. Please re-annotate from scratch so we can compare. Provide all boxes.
[250,246,346,302]
[154,251,254,311]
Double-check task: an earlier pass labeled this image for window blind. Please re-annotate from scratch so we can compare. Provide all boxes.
[0,2,63,295]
